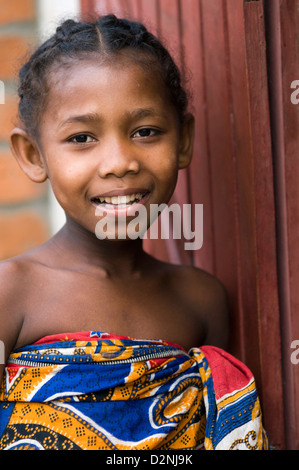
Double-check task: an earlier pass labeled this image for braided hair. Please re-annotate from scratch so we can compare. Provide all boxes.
[18,14,189,139]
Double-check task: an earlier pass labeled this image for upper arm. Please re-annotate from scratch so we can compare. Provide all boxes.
[0,260,24,382]
[181,267,230,350]
[201,276,230,350]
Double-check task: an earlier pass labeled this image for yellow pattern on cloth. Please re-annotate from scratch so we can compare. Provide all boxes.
[0,331,268,450]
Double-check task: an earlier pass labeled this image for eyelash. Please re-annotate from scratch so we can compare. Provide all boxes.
[67,128,162,145]
[67,134,96,144]
[132,128,162,139]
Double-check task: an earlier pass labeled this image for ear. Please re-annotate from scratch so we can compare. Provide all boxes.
[178,113,195,169]
[9,128,48,183]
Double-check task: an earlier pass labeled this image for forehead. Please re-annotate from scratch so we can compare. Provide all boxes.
[44,55,174,122]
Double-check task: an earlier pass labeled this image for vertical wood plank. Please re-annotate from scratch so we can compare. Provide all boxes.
[240,0,284,449]
[280,2,299,449]
[158,0,181,65]
[264,0,299,450]
[225,0,261,374]
[89,0,112,17]
[91,0,132,18]
[105,0,127,17]
[201,0,242,357]
[281,3,299,450]
[81,0,98,19]
[140,0,160,35]
[179,0,214,272]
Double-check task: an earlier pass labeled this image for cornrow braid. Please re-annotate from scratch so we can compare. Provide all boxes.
[17,14,189,139]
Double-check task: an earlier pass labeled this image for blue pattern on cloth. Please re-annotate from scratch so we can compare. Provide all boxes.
[0,331,268,450]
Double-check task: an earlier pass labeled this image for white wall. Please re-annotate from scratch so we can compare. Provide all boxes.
[38,0,81,38]
[37,0,81,234]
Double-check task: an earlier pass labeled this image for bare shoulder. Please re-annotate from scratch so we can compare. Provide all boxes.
[0,256,27,317]
[170,264,230,349]
[0,257,29,378]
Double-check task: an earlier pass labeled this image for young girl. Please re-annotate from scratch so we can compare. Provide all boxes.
[0,15,268,450]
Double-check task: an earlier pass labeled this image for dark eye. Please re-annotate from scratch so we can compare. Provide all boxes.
[132,128,160,138]
[68,134,95,144]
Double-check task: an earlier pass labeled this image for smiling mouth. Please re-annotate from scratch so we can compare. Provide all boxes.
[91,192,149,209]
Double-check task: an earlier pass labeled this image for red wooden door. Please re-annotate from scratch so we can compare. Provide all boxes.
[264,0,299,451]
[80,0,294,449]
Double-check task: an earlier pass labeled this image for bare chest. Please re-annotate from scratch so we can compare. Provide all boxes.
[19,270,205,351]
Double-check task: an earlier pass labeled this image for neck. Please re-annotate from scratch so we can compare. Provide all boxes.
[50,216,147,278]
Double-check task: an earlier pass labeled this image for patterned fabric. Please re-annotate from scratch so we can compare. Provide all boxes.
[0,331,268,450]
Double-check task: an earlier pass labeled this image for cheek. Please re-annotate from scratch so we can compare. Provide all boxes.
[148,143,179,172]
[152,152,179,184]
[45,154,87,188]
[46,165,87,210]
[152,162,178,203]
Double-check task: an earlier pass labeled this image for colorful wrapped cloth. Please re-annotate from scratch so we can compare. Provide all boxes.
[0,331,268,450]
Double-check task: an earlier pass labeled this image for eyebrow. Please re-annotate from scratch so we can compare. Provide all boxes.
[126,107,165,120]
[58,108,167,129]
[58,113,101,129]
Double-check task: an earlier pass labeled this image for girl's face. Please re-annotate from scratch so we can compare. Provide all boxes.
[37,57,192,239]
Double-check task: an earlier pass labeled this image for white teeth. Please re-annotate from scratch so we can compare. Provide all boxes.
[118,195,127,204]
[94,193,145,206]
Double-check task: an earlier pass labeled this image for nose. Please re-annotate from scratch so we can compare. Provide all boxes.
[97,137,141,178]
